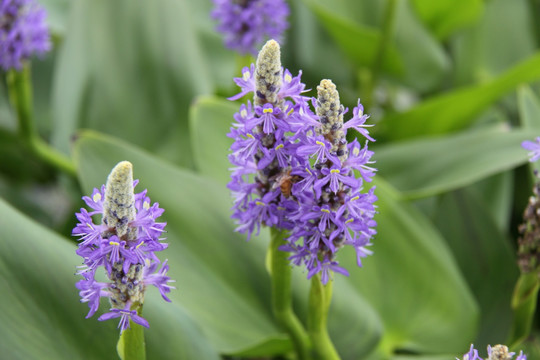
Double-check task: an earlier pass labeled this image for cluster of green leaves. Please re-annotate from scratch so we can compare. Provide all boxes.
[1,0,540,359]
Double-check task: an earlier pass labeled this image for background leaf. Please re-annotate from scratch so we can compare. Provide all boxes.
[410,0,484,40]
[379,52,540,140]
[52,0,212,167]
[375,127,537,198]
[0,197,220,360]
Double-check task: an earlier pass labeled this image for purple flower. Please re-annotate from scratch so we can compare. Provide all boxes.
[211,0,289,56]
[228,41,377,284]
[457,344,527,360]
[522,137,540,162]
[0,0,51,70]
[98,304,150,333]
[74,161,174,333]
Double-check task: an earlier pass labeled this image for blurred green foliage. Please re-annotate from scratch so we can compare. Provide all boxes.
[1,0,540,359]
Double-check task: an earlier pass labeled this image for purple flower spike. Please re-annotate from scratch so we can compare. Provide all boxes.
[0,0,51,70]
[522,137,540,162]
[211,0,289,56]
[227,40,377,283]
[74,161,174,333]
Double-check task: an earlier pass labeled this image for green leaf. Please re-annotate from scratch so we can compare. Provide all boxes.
[40,0,72,35]
[52,0,213,167]
[117,317,146,360]
[189,96,236,185]
[73,130,291,356]
[380,52,540,140]
[302,0,404,76]
[451,0,536,86]
[518,86,540,130]
[0,197,220,360]
[393,0,450,92]
[410,0,483,40]
[339,179,478,355]
[508,272,540,348]
[433,189,518,348]
[375,127,538,198]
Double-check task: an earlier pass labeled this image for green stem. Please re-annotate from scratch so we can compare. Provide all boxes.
[507,271,540,348]
[308,274,341,360]
[7,64,76,177]
[362,0,399,110]
[117,306,146,360]
[269,227,311,360]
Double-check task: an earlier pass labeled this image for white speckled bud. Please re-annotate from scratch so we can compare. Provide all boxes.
[255,39,282,107]
[102,161,137,241]
[316,79,347,161]
[488,345,512,360]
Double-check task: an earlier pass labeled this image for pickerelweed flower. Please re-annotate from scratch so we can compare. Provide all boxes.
[211,0,289,55]
[0,0,51,71]
[522,137,540,162]
[457,344,527,360]
[73,161,174,333]
[228,39,377,284]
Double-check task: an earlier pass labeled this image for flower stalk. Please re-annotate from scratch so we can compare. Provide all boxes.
[7,65,76,176]
[308,274,340,360]
[117,307,147,360]
[269,227,311,360]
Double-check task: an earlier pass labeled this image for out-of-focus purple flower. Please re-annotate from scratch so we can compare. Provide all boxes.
[73,161,174,333]
[522,137,540,162]
[211,0,289,55]
[456,344,527,360]
[0,0,51,70]
[227,39,377,284]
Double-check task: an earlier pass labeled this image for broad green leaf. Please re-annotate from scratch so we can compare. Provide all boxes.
[392,0,450,92]
[410,0,483,40]
[451,0,536,86]
[0,197,219,360]
[343,179,478,355]
[302,0,404,76]
[518,86,540,130]
[433,189,518,348]
[379,52,540,140]
[469,172,514,233]
[189,96,236,185]
[375,127,537,198]
[52,0,212,167]
[40,0,72,34]
[73,130,291,356]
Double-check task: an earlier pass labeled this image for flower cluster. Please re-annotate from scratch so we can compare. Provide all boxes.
[522,137,540,162]
[0,0,51,71]
[73,161,174,332]
[211,0,289,55]
[228,40,377,283]
[458,344,527,360]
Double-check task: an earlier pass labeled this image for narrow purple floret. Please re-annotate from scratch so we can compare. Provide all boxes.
[0,0,51,70]
[73,182,175,332]
[522,137,540,162]
[211,0,289,55]
[227,42,377,283]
